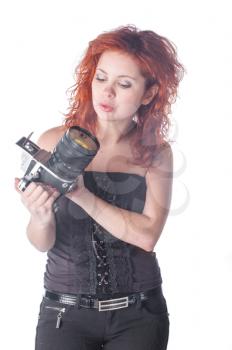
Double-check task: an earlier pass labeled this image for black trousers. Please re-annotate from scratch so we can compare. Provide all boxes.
[35,288,170,350]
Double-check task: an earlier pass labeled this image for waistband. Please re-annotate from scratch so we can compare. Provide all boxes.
[44,286,162,312]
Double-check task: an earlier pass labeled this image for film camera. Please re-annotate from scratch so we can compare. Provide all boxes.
[16,126,100,194]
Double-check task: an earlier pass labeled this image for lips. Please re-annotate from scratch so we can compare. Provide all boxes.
[99,103,114,112]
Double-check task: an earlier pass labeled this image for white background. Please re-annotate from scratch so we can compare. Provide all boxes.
[0,0,231,349]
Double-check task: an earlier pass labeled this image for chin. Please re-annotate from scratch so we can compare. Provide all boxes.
[96,111,116,121]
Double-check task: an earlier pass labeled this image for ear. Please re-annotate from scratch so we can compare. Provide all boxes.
[141,84,159,106]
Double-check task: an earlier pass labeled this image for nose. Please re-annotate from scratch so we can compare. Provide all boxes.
[103,84,115,98]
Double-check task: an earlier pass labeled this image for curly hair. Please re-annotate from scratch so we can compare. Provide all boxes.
[64,25,185,167]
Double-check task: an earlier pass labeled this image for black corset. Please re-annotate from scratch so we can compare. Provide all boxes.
[44,171,163,295]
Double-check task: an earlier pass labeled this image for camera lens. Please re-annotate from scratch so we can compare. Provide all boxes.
[46,126,100,180]
[69,127,98,151]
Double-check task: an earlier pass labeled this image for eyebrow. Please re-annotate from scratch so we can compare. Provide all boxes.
[96,68,137,81]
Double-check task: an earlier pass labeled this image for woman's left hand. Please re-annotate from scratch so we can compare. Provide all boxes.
[65,174,88,204]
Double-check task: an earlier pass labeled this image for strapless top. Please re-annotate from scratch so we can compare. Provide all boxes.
[44,171,163,296]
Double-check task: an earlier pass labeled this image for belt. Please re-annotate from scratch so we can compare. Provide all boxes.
[44,286,162,312]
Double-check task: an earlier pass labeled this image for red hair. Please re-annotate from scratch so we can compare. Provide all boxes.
[64,25,185,167]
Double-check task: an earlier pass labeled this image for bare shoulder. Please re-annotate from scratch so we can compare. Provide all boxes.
[37,125,67,152]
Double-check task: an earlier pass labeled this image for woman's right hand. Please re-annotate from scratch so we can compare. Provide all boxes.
[14,178,60,225]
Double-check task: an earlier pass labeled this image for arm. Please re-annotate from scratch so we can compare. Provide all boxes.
[15,179,59,252]
[27,217,55,252]
[67,143,173,252]
[15,126,65,252]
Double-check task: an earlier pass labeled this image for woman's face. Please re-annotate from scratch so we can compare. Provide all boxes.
[91,50,149,123]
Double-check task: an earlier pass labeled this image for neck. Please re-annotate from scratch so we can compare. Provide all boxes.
[96,119,136,146]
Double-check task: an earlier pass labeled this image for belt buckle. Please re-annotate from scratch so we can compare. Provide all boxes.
[98,296,129,311]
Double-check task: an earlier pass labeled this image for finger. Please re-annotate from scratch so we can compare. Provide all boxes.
[20,185,49,211]
[25,188,59,214]
[24,182,55,199]
[37,187,60,207]
[32,190,51,207]
[41,184,59,196]
[14,178,22,193]
[24,183,45,201]
[43,190,60,209]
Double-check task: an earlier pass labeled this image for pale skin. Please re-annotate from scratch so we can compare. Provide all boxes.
[15,50,173,253]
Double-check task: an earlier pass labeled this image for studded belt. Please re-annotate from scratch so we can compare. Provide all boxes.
[44,286,162,312]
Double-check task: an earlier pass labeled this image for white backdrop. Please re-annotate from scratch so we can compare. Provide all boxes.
[0,0,231,349]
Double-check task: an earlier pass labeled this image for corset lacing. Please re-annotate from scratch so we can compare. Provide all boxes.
[92,222,112,294]
[90,173,117,294]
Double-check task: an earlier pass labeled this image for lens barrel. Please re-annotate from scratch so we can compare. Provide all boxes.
[46,126,100,180]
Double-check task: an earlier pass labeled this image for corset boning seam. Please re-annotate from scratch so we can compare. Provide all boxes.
[86,219,97,294]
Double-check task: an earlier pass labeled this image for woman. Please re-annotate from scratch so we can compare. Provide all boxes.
[15,25,184,350]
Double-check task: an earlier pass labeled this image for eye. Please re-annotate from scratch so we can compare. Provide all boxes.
[95,73,106,82]
[118,82,131,89]
[94,73,132,89]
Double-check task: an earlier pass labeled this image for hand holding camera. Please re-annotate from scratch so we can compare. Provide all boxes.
[15,125,100,194]
[14,177,60,225]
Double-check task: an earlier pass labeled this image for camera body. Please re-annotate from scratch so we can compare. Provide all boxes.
[16,126,100,194]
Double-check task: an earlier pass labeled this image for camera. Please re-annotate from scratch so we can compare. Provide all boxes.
[16,126,100,194]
